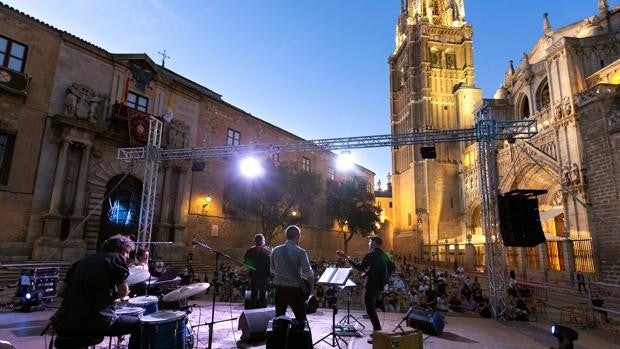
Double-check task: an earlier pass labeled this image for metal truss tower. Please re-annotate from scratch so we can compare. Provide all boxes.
[118,105,536,317]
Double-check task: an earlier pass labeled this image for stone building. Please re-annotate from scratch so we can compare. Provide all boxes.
[0,3,376,265]
[389,0,620,283]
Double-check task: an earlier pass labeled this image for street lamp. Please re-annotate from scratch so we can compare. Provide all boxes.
[202,195,212,214]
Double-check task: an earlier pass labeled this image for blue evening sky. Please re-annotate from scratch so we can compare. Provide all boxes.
[4,1,615,186]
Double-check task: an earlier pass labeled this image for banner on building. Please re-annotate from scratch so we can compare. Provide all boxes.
[127,108,149,146]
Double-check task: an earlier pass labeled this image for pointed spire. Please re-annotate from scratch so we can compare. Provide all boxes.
[543,13,552,35]
[508,60,515,75]
[598,0,609,18]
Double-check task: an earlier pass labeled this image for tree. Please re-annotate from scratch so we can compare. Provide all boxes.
[326,176,381,254]
[224,160,322,244]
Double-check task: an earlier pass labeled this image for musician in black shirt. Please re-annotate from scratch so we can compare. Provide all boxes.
[52,235,141,348]
[243,234,271,308]
[337,236,393,340]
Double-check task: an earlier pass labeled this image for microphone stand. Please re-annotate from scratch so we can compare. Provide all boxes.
[193,239,255,349]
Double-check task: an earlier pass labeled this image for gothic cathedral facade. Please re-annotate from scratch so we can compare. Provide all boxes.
[389,0,620,283]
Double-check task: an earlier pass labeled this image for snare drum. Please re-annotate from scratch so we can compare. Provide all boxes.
[140,310,187,349]
[128,295,159,315]
[114,306,145,317]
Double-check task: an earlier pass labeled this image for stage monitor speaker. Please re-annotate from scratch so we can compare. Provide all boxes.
[238,307,276,342]
[420,146,436,159]
[406,308,445,336]
[266,317,312,349]
[498,193,545,247]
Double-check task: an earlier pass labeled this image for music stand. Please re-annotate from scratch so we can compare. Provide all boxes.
[338,279,365,330]
[314,267,351,349]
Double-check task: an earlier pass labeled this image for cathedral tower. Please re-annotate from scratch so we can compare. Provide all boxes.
[389,0,481,255]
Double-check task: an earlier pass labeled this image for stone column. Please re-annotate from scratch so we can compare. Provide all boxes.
[465,243,475,270]
[562,239,576,275]
[63,144,91,260]
[157,165,174,242]
[48,140,71,216]
[71,144,91,217]
[539,244,549,282]
[173,168,186,244]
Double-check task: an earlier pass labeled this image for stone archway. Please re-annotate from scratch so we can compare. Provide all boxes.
[96,174,143,249]
[85,160,145,251]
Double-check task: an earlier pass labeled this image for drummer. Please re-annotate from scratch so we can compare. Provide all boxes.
[129,248,151,296]
[50,234,142,348]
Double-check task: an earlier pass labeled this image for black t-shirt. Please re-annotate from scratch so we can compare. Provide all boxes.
[244,246,271,279]
[54,252,129,332]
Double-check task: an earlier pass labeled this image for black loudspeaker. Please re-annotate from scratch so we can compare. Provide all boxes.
[406,308,445,335]
[266,317,312,349]
[498,193,546,247]
[420,146,437,159]
[238,307,276,342]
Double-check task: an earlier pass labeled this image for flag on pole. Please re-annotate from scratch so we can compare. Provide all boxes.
[163,93,174,122]
[120,76,130,104]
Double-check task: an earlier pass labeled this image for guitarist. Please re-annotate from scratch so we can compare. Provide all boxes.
[270,225,314,327]
[337,236,393,343]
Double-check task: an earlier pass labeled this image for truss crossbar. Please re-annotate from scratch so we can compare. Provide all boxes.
[119,113,533,313]
[117,119,536,162]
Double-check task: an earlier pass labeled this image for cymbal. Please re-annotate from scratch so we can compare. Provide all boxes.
[162,282,210,302]
[126,269,151,285]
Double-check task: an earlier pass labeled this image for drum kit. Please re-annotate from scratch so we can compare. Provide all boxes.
[111,268,210,348]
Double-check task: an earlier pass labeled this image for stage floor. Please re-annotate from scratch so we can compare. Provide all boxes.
[0,297,618,348]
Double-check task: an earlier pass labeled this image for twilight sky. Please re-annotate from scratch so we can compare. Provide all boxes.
[4,0,615,186]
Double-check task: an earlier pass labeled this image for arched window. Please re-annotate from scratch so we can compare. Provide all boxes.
[519,94,530,119]
[536,79,550,111]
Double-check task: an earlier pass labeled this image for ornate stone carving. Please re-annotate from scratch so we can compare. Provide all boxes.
[63,83,107,124]
[166,119,190,149]
[129,60,156,91]
[570,163,581,186]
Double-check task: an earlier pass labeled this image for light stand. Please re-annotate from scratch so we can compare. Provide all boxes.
[338,281,365,330]
[193,238,255,349]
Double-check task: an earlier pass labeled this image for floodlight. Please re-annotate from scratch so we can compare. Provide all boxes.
[337,150,355,171]
[551,324,578,349]
[240,157,264,178]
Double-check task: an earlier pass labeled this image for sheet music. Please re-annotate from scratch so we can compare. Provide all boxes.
[318,267,351,286]
[331,267,352,285]
[318,267,338,284]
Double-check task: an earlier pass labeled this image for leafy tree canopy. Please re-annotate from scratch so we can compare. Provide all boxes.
[224,160,322,244]
[326,176,381,253]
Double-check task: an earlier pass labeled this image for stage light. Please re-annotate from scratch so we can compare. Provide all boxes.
[240,157,264,178]
[25,292,32,300]
[551,324,578,349]
[337,150,354,171]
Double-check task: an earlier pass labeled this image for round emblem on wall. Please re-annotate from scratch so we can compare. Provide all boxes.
[0,71,11,83]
